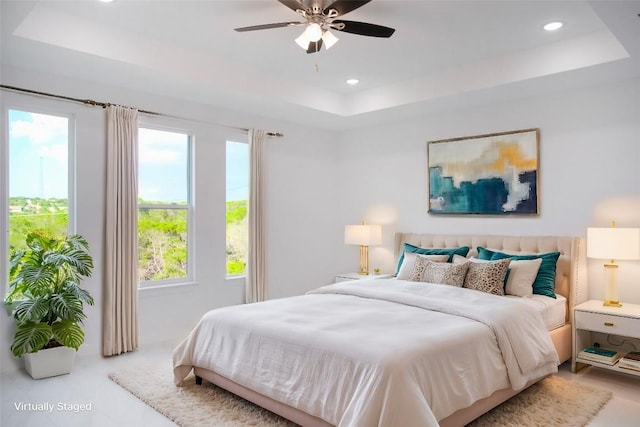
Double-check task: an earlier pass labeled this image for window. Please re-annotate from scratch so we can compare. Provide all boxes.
[8,109,71,254]
[226,140,249,275]
[138,127,192,286]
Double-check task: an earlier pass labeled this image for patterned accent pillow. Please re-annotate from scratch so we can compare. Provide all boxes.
[410,257,469,287]
[463,258,511,295]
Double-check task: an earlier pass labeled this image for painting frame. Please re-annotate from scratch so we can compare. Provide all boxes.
[427,128,539,215]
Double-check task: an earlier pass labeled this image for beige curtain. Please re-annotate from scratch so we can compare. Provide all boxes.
[245,129,266,303]
[103,105,139,356]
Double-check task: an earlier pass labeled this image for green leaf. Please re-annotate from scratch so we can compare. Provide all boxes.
[11,322,52,358]
[52,320,84,350]
[8,249,26,280]
[50,293,84,322]
[26,231,55,252]
[66,234,90,252]
[13,298,50,323]
[15,263,57,296]
[62,283,95,306]
[46,247,94,278]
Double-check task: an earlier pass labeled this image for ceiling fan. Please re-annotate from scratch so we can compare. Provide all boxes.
[234,0,395,54]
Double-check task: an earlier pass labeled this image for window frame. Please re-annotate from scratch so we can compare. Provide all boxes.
[3,103,76,294]
[137,123,195,289]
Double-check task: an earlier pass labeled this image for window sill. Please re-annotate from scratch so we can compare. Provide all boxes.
[138,281,199,294]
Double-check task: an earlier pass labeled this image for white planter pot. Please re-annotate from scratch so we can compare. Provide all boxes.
[23,346,76,379]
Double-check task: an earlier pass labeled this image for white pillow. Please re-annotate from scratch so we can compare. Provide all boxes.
[453,254,496,265]
[396,252,449,280]
[505,258,543,297]
[452,254,473,264]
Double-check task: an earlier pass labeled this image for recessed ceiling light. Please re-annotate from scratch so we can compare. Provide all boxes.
[99,0,114,3]
[346,78,359,85]
[543,21,563,31]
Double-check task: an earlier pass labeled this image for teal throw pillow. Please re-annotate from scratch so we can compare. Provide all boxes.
[476,246,495,261]
[396,244,470,275]
[475,247,560,298]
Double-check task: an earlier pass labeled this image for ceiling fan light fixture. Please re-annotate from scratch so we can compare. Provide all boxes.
[305,23,323,42]
[236,1,395,53]
[322,30,339,49]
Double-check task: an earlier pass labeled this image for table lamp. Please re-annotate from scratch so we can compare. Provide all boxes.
[344,221,382,275]
[587,221,640,307]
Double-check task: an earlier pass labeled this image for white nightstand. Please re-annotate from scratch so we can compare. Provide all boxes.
[573,299,640,378]
[335,273,392,283]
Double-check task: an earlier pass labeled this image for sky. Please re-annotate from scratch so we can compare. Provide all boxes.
[8,110,249,203]
[9,110,69,200]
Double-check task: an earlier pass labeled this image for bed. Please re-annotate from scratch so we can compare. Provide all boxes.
[173,233,587,427]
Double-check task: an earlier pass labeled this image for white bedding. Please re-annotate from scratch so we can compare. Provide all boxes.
[505,294,567,330]
[173,279,558,426]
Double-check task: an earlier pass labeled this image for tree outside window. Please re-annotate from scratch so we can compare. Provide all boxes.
[138,127,191,285]
[226,141,248,276]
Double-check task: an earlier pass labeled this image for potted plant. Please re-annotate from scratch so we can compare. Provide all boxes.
[5,231,94,379]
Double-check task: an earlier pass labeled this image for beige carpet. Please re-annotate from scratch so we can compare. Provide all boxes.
[109,363,612,427]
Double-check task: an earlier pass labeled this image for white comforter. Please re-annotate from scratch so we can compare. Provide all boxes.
[173,279,558,426]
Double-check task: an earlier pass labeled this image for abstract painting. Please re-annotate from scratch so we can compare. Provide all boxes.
[427,129,539,215]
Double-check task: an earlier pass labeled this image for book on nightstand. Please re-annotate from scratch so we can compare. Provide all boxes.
[578,347,622,365]
[618,351,640,372]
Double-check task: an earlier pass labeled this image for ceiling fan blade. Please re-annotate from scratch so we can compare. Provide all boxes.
[306,39,323,54]
[332,20,395,38]
[323,0,371,17]
[234,22,301,32]
[278,0,304,13]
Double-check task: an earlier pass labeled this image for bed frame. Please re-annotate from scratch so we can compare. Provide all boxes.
[195,233,588,427]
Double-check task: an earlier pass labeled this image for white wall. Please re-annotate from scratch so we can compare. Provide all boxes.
[2,66,639,375]
[334,76,640,303]
[1,66,342,373]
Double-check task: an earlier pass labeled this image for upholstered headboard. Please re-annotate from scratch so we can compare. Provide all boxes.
[394,233,588,323]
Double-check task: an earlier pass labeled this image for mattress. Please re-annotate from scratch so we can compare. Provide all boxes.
[505,294,567,330]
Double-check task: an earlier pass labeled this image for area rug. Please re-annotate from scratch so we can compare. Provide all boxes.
[109,363,612,427]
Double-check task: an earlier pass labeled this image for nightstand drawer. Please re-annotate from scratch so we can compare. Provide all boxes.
[575,310,640,338]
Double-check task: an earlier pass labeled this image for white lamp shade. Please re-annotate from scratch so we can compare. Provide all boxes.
[295,32,310,50]
[322,30,339,49]
[587,227,640,260]
[345,224,382,246]
[305,23,323,42]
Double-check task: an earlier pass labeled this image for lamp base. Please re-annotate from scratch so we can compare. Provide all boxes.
[602,263,621,308]
[603,300,622,307]
[358,245,369,276]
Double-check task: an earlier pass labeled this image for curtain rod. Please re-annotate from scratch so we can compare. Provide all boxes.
[0,84,284,138]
